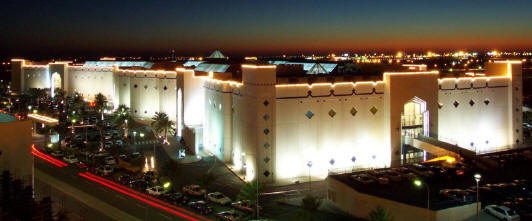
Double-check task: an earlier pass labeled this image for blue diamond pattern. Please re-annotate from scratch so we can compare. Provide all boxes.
[305,110,314,119]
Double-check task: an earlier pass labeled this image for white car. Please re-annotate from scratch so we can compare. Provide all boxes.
[146,186,166,196]
[182,184,207,196]
[51,150,64,158]
[104,156,116,165]
[206,192,232,205]
[484,205,520,221]
[62,154,79,164]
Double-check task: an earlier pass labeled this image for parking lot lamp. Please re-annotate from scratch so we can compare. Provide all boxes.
[133,131,137,152]
[414,179,430,221]
[474,173,481,221]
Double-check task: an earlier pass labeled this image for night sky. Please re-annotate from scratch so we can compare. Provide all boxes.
[1,0,532,58]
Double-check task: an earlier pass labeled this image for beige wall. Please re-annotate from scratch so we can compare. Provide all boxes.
[327,177,476,221]
[0,120,33,184]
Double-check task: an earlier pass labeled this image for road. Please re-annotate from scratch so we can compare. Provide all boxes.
[33,149,210,221]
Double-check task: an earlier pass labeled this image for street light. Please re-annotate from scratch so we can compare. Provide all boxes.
[307,161,313,191]
[474,173,481,221]
[133,131,137,152]
[414,179,430,221]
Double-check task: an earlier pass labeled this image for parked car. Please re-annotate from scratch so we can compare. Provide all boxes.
[51,150,64,158]
[74,162,88,170]
[350,174,376,185]
[162,192,184,202]
[146,186,166,196]
[187,201,213,215]
[231,200,254,213]
[104,156,117,165]
[118,175,132,184]
[382,170,403,182]
[130,180,149,191]
[115,140,123,145]
[440,189,473,202]
[96,165,114,176]
[182,184,207,196]
[93,151,109,157]
[484,205,520,221]
[216,210,243,221]
[63,154,79,164]
[143,171,157,183]
[206,192,232,205]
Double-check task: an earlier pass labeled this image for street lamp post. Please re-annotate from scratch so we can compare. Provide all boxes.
[474,173,481,221]
[414,179,430,221]
[307,161,313,191]
[133,131,137,152]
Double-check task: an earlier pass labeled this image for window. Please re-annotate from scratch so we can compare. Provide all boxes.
[263,114,269,121]
[453,101,459,108]
[163,86,168,90]
[134,84,138,88]
[484,99,490,105]
[263,128,270,135]
[263,170,270,177]
[263,157,270,163]
[469,99,475,106]
[263,100,269,106]
[264,143,270,149]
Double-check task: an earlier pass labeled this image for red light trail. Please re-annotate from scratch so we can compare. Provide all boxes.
[78,172,208,221]
[31,144,68,167]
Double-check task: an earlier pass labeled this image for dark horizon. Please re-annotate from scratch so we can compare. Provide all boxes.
[2,0,532,60]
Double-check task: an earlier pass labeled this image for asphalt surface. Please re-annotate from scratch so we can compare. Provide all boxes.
[34,153,208,221]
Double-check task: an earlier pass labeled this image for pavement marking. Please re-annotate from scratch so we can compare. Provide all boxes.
[158,212,172,220]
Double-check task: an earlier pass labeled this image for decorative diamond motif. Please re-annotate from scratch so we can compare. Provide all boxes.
[263,100,269,106]
[370,106,378,115]
[453,101,459,108]
[305,110,314,119]
[263,128,270,135]
[328,109,336,118]
[350,107,358,116]
[264,142,270,149]
[264,156,270,163]
[469,99,475,106]
[484,99,490,105]
[438,103,443,109]
[329,158,335,165]
[263,170,270,177]
[263,114,269,121]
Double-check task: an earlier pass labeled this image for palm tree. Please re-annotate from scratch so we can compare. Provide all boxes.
[301,194,322,221]
[367,206,394,221]
[94,93,107,121]
[151,112,174,143]
[113,104,132,138]
[237,182,263,219]
[95,122,105,151]
[52,122,70,151]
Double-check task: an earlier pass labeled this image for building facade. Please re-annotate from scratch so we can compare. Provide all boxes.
[11,59,523,183]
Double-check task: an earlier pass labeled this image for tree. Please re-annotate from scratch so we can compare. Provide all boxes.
[113,104,132,138]
[95,122,105,150]
[53,122,70,150]
[94,93,107,121]
[151,112,174,142]
[237,181,263,219]
[159,161,182,191]
[367,206,394,221]
[301,194,322,221]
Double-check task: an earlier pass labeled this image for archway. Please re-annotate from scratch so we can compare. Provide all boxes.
[50,72,62,97]
[401,96,429,163]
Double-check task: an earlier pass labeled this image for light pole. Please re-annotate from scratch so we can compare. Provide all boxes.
[474,173,481,221]
[351,156,356,172]
[133,131,137,152]
[307,161,313,191]
[414,179,430,221]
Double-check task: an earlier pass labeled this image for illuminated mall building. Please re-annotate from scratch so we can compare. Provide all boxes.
[10,55,523,183]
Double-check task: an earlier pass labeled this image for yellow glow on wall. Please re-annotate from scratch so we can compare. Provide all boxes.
[275,81,383,88]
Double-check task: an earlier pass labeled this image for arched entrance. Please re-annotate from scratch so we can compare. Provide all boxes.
[401,97,429,163]
[50,72,62,97]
